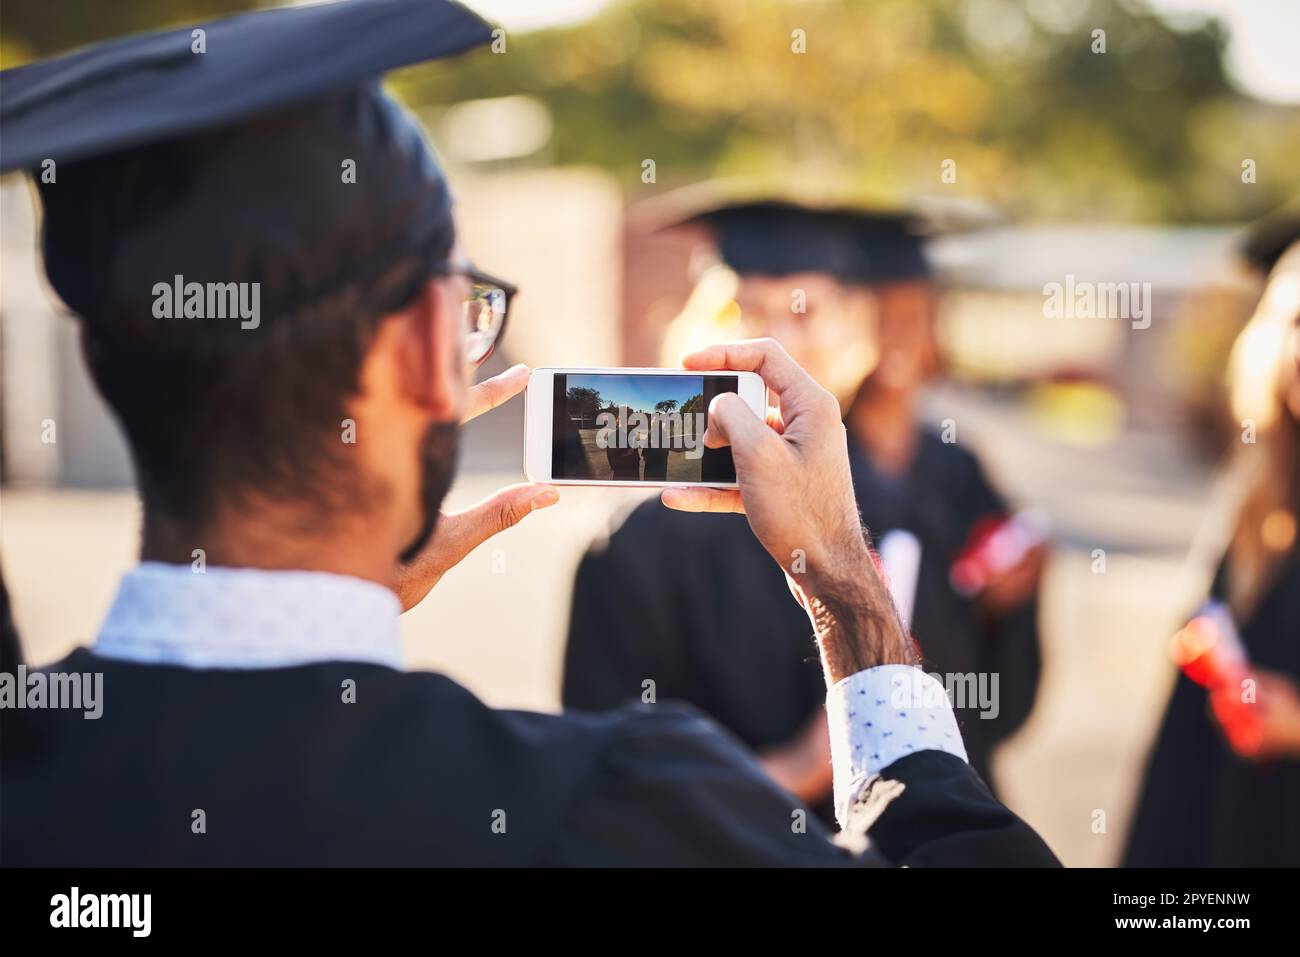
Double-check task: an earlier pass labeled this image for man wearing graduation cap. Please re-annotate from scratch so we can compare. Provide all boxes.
[565,201,1045,816]
[0,0,1055,866]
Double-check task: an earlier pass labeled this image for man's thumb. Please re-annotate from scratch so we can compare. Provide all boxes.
[452,483,558,554]
[480,483,558,535]
[705,392,773,453]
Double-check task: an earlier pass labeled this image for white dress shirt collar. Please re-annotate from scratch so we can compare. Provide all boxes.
[91,561,402,670]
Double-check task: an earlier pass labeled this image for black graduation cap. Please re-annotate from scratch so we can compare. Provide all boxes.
[687,200,931,286]
[0,0,492,173]
[1240,204,1300,277]
[0,0,495,347]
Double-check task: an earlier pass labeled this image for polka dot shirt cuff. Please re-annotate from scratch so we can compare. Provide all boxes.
[826,664,968,828]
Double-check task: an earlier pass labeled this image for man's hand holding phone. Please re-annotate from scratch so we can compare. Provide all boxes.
[395,363,559,611]
[398,339,917,689]
[662,338,914,683]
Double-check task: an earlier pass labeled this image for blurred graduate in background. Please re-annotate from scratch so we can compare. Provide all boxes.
[563,198,1044,818]
[1125,217,1300,867]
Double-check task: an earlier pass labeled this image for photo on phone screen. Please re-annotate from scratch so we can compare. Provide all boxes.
[551,373,738,483]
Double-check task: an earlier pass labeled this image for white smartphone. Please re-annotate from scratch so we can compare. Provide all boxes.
[524,367,767,487]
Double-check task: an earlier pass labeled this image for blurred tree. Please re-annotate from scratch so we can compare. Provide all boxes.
[0,0,253,65]
[3,0,1296,222]
[398,0,1300,222]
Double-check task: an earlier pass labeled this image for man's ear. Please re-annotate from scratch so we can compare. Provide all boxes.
[395,276,463,422]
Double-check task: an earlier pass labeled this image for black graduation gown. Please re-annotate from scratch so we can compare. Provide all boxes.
[1123,549,1300,867]
[1,572,21,674]
[563,431,1042,810]
[0,648,1058,866]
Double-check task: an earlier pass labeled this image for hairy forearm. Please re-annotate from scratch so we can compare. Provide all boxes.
[805,544,916,685]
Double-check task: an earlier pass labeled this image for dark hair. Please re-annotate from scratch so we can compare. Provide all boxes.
[37,88,455,528]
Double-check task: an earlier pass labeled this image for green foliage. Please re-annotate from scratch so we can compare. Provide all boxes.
[4,0,1294,222]
[400,0,1299,222]
[0,0,253,65]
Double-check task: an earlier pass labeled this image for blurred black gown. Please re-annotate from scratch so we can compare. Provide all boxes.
[564,431,1042,818]
[1124,549,1300,866]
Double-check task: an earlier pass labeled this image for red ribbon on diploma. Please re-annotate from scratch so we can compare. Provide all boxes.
[1169,600,1264,757]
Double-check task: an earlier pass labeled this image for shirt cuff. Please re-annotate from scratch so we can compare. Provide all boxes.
[826,664,969,827]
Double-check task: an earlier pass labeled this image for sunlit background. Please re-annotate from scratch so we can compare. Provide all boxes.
[3,0,1297,865]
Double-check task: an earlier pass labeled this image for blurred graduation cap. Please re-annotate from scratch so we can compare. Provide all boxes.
[635,181,1001,287]
[1240,203,1300,277]
[691,200,928,285]
[0,0,494,341]
[0,0,492,173]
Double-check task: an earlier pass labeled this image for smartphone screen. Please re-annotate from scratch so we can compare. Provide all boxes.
[549,372,739,483]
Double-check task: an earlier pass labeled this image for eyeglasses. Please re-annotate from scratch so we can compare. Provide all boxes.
[433,262,517,366]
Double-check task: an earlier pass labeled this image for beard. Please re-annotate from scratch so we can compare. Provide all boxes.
[397,420,460,564]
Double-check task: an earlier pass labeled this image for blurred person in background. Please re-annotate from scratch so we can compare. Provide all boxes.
[564,201,1044,818]
[1125,224,1300,867]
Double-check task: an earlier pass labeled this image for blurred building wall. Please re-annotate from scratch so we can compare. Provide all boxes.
[452,167,623,370]
[931,227,1254,363]
[443,167,624,472]
[1,168,625,485]
[1,181,134,488]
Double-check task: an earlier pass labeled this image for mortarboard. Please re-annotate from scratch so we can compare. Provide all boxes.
[633,180,1000,288]
[1240,203,1300,278]
[0,0,494,345]
[0,0,492,173]
[687,200,931,286]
